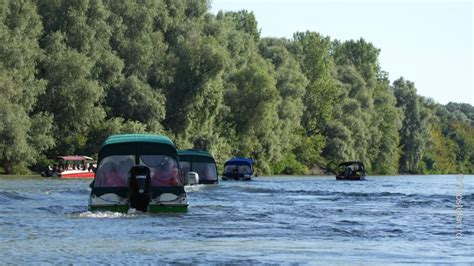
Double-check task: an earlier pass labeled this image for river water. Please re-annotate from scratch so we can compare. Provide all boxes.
[0,175,472,264]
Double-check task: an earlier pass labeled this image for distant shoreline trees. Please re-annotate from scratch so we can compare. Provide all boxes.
[1,0,473,175]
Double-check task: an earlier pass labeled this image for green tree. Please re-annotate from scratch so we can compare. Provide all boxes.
[393,78,426,173]
[259,38,308,172]
[0,0,54,174]
[106,75,165,131]
[217,10,260,42]
[38,32,105,154]
[37,0,125,89]
[292,31,338,135]
[225,59,281,173]
[370,74,402,174]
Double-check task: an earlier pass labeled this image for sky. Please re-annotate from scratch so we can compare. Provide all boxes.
[210,0,474,105]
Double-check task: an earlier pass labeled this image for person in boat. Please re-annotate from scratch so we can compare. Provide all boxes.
[151,156,180,186]
[344,166,352,177]
[53,164,59,173]
[104,164,126,187]
[232,168,238,179]
[239,165,251,175]
[88,163,95,172]
[99,157,133,187]
[51,164,59,177]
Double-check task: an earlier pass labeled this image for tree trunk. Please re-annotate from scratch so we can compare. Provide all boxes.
[4,160,14,175]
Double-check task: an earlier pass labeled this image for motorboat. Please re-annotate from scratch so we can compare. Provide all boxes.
[221,157,255,181]
[335,161,366,180]
[88,134,188,213]
[41,155,95,179]
[178,149,218,185]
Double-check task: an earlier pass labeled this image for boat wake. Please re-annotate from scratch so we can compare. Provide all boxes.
[74,210,143,219]
[185,184,219,193]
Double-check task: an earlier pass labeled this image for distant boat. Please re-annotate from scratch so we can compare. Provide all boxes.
[41,156,95,179]
[221,157,255,181]
[178,149,218,185]
[335,161,366,180]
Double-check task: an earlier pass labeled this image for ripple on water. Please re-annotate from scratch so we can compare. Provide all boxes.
[0,175,472,264]
[0,191,31,201]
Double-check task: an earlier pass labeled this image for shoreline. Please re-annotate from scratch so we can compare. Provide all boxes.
[1,174,471,180]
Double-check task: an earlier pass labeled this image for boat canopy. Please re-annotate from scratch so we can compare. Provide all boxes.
[338,161,365,171]
[224,157,253,167]
[97,134,177,165]
[178,149,218,183]
[57,156,93,161]
[338,161,365,167]
[178,149,216,163]
[93,134,182,188]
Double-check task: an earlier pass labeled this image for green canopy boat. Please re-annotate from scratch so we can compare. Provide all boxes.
[178,149,218,185]
[88,134,188,213]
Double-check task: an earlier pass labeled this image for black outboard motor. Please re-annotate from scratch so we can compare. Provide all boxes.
[128,165,152,212]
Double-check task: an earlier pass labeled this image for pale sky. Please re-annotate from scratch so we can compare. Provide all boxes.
[210,0,474,105]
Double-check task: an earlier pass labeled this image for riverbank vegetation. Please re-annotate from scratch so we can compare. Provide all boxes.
[1,0,473,175]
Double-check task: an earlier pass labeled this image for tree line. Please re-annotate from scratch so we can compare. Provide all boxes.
[1,0,473,175]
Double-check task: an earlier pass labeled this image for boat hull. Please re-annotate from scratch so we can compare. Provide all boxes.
[60,171,95,179]
[88,187,188,213]
[336,175,365,180]
[89,204,188,213]
[221,176,252,181]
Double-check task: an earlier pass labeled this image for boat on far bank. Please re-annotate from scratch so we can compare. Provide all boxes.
[41,155,95,179]
[336,161,366,180]
[222,157,255,181]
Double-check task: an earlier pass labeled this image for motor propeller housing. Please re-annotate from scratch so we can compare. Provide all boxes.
[128,165,152,212]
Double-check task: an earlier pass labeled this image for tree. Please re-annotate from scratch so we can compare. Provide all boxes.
[0,0,54,174]
[38,32,105,154]
[259,38,308,172]
[292,31,338,135]
[2,1,473,175]
[217,10,260,42]
[225,58,281,173]
[393,78,426,173]
[106,75,165,131]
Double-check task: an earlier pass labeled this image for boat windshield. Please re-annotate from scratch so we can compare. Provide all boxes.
[338,163,364,174]
[94,155,182,187]
[140,155,182,186]
[94,155,135,187]
[190,162,218,181]
[224,164,252,175]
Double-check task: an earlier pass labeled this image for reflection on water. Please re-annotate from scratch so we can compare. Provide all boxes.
[0,175,473,263]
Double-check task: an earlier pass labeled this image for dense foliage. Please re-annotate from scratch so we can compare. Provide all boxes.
[1,0,473,175]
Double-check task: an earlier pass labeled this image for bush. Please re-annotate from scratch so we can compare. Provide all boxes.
[273,153,308,175]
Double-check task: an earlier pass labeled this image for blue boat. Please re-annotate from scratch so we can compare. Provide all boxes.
[222,157,255,181]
